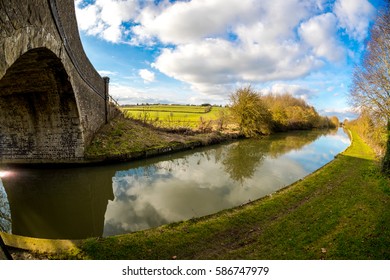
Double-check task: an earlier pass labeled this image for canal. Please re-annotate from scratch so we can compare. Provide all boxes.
[0,128,350,239]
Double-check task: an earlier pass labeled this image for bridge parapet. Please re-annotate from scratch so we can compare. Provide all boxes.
[49,0,106,99]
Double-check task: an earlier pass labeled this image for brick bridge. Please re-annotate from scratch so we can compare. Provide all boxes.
[0,0,119,163]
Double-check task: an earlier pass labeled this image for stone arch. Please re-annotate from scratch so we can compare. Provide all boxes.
[0,47,84,162]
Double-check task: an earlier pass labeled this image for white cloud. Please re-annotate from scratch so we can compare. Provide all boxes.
[299,13,346,62]
[139,69,155,83]
[260,84,316,100]
[315,0,332,11]
[109,82,194,105]
[75,0,99,31]
[133,0,262,44]
[75,0,138,43]
[144,0,333,94]
[320,107,358,120]
[152,36,323,95]
[333,0,376,42]
[109,83,158,104]
[75,0,377,104]
[98,70,118,77]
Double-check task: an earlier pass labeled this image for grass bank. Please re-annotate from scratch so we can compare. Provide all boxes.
[18,128,387,260]
[84,115,238,162]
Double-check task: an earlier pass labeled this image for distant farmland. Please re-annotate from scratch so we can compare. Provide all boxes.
[121,105,227,130]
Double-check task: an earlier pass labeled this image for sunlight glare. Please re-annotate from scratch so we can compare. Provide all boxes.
[0,170,10,178]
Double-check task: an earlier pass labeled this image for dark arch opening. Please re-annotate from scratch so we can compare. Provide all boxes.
[0,47,84,162]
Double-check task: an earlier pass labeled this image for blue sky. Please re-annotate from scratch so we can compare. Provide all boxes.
[75,0,384,120]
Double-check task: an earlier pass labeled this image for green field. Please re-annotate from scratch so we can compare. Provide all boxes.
[121,105,226,130]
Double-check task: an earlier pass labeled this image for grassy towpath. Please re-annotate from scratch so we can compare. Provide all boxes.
[10,129,390,259]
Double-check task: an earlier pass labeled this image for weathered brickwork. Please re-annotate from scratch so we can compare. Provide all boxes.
[0,0,118,163]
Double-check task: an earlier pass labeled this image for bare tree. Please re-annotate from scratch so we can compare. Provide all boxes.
[229,86,272,137]
[350,1,390,174]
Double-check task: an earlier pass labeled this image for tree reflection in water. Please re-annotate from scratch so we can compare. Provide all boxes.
[104,129,348,236]
[0,128,349,239]
[222,141,267,185]
[222,130,328,184]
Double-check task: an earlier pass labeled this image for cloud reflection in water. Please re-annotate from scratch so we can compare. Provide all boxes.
[103,129,350,236]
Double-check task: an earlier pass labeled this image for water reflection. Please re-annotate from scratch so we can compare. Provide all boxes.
[222,130,329,184]
[1,167,114,239]
[103,129,350,236]
[0,128,350,239]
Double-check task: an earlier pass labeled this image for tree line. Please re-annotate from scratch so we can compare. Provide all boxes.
[349,0,390,176]
[228,86,338,138]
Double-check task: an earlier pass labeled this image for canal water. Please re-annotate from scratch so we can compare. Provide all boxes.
[0,128,350,239]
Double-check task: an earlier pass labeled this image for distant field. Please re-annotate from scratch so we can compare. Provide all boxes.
[121,105,226,130]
